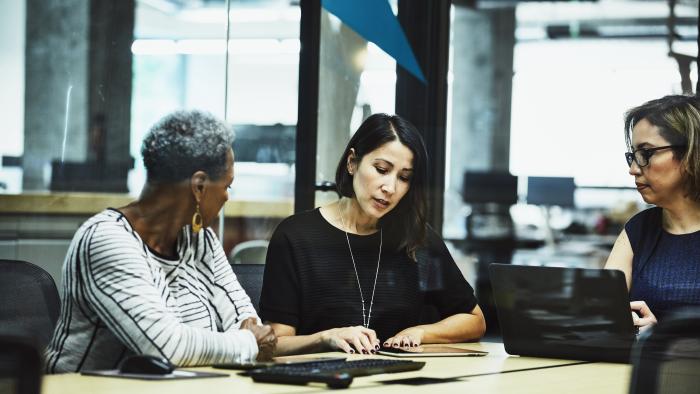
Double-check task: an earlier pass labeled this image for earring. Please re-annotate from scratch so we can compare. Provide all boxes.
[192,204,203,233]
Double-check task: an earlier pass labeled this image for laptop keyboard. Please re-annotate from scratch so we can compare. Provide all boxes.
[247,358,426,389]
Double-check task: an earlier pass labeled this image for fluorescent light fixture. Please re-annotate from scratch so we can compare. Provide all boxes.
[131,39,177,55]
[131,38,300,55]
[177,39,226,54]
[176,6,301,24]
[228,39,299,55]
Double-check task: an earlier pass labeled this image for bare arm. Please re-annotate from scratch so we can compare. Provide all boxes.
[270,322,380,356]
[603,229,633,290]
[384,305,486,347]
[604,229,658,331]
[270,323,326,356]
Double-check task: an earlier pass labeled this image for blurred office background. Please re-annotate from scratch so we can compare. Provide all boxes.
[0,0,697,336]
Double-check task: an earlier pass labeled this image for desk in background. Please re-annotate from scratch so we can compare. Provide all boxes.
[41,343,631,394]
[0,193,293,287]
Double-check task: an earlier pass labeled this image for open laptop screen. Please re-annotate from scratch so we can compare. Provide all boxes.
[489,264,636,363]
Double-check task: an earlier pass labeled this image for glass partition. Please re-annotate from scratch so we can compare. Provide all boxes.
[444,1,698,239]
[0,0,300,286]
[314,6,397,207]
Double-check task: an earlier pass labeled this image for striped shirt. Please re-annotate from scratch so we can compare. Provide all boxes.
[45,209,259,373]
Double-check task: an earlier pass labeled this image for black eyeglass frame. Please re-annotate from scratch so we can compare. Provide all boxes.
[625,145,685,168]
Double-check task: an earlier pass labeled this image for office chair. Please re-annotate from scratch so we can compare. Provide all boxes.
[229,240,269,265]
[629,307,700,394]
[0,332,43,394]
[462,171,518,339]
[0,260,61,350]
[230,264,265,313]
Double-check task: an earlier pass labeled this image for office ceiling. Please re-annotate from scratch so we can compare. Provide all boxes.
[135,0,698,41]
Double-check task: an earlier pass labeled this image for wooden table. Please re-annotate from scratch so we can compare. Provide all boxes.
[41,343,632,394]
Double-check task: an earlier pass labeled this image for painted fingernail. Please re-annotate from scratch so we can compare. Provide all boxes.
[349,349,355,354]
[383,342,389,347]
[370,350,376,354]
[393,343,399,348]
[413,343,418,347]
[375,345,380,350]
[362,350,368,354]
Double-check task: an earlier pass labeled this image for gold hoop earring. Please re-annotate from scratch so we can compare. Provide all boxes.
[192,204,203,233]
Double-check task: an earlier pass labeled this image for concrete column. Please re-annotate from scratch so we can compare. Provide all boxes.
[315,10,367,205]
[23,0,89,190]
[23,0,134,191]
[450,6,515,179]
[445,6,516,230]
[447,6,516,338]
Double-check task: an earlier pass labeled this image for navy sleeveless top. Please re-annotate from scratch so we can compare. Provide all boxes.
[625,207,700,321]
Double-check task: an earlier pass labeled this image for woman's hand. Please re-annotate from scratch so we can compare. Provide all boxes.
[320,326,380,354]
[384,327,425,348]
[630,301,657,333]
[241,317,277,361]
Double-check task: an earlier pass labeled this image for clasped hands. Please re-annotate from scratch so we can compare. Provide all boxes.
[241,317,277,361]
[320,325,425,354]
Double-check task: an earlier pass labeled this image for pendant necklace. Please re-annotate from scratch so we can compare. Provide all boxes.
[339,203,382,329]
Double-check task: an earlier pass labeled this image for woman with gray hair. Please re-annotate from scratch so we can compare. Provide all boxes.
[45,110,276,373]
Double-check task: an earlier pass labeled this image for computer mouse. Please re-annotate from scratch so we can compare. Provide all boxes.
[118,355,175,375]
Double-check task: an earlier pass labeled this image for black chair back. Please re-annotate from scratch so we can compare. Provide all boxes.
[0,332,42,394]
[629,307,700,394]
[0,260,60,350]
[230,264,265,313]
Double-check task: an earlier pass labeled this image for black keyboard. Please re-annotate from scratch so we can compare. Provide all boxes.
[247,358,426,389]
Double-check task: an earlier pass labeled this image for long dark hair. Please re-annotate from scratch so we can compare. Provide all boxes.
[335,113,428,259]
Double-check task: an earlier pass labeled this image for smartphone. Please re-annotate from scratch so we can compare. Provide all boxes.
[378,345,488,357]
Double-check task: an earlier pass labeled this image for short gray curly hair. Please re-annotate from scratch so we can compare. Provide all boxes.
[141,110,234,182]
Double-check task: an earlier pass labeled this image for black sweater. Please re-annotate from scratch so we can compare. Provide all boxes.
[259,208,478,341]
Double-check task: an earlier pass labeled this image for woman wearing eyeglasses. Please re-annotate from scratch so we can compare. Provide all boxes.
[605,95,700,333]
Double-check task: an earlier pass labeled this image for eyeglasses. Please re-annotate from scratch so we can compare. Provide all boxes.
[624,145,684,168]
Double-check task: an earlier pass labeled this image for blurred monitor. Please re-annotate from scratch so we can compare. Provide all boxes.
[51,161,130,193]
[462,171,518,205]
[233,124,295,164]
[526,176,575,207]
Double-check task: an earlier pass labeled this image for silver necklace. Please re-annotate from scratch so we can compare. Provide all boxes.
[338,205,382,329]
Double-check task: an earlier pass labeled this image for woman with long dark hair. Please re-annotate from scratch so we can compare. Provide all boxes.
[260,114,485,355]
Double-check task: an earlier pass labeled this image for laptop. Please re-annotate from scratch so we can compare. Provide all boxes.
[489,264,636,363]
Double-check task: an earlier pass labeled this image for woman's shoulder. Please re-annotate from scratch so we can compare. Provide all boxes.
[421,225,446,247]
[409,225,449,261]
[64,209,142,261]
[625,206,662,230]
[274,208,325,233]
[73,209,138,244]
[624,206,662,251]
[76,208,129,233]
